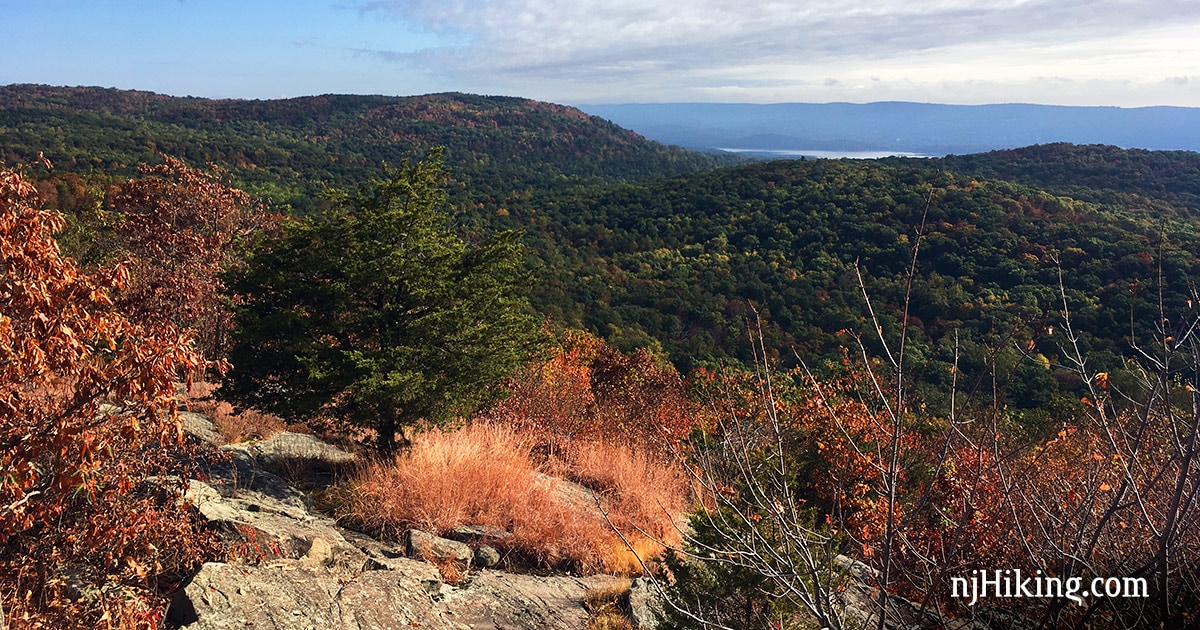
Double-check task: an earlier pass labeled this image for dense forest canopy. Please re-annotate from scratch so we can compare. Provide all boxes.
[511,158,1197,371]
[0,84,740,212]
[892,143,1200,217]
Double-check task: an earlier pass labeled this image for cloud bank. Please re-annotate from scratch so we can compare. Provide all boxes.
[351,0,1200,105]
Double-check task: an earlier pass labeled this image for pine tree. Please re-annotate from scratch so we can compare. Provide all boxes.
[221,149,543,453]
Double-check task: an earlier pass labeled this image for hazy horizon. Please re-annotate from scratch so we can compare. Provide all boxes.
[6,1,1199,107]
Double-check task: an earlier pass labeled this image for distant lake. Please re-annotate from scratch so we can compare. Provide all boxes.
[718,148,935,159]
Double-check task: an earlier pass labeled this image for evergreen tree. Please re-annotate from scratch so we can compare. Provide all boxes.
[221,149,543,453]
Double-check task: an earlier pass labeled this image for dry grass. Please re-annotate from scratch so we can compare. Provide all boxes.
[185,381,286,443]
[426,554,468,586]
[569,441,688,545]
[340,423,690,575]
[343,423,613,572]
[584,581,635,630]
[567,440,689,575]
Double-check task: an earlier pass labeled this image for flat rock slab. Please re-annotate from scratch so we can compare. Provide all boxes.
[172,561,626,630]
[248,431,357,465]
[170,561,446,630]
[441,572,626,630]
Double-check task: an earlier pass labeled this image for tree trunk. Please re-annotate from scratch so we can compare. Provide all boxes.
[378,415,397,456]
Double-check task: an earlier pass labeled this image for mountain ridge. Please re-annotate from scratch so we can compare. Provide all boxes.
[0,84,740,212]
[576,101,1200,155]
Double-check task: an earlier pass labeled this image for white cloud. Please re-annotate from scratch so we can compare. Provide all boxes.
[351,0,1200,105]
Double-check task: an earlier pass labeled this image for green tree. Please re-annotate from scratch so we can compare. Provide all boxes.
[221,150,543,453]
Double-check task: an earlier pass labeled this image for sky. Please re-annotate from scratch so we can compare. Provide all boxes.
[6,0,1200,107]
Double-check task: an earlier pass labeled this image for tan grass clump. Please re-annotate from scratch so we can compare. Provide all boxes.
[568,440,689,573]
[584,580,635,630]
[569,440,688,544]
[342,423,691,575]
[343,423,611,572]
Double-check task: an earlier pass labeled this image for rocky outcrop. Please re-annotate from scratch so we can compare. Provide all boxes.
[171,559,624,630]
[184,442,367,571]
[171,415,626,629]
[171,413,1037,630]
[627,577,664,629]
[244,431,357,466]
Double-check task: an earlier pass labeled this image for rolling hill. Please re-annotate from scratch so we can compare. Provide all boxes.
[894,143,1200,215]
[0,84,739,212]
[508,153,1200,423]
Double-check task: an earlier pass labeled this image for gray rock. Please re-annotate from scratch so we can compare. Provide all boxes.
[206,445,315,511]
[628,577,665,629]
[180,411,221,446]
[171,560,619,629]
[834,554,878,583]
[169,561,449,629]
[445,524,513,542]
[301,536,333,567]
[474,545,502,568]
[183,446,364,570]
[406,529,474,565]
[441,571,623,630]
[842,585,958,630]
[248,431,356,466]
[235,431,358,492]
[167,409,634,630]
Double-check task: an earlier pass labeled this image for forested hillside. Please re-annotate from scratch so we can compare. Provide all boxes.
[506,158,1198,416]
[0,85,738,212]
[8,87,1198,418]
[894,143,1200,214]
[9,88,1200,419]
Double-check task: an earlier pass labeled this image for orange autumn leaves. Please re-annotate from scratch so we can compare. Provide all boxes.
[0,163,248,628]
[0,168,194,536]
[730,360,1199,616]
[110,157,269,360]
[481,329,696,454]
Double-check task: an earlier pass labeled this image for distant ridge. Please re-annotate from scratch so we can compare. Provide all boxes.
[0,84,739,212]
[575,102,1200,156]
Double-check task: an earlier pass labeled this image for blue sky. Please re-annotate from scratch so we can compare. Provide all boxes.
[6,1,1200,106]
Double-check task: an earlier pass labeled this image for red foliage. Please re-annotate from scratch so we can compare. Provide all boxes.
[109,157,268,361]
[0,167,220,627]
[739,357,1200,622]
[480,329,696,454]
